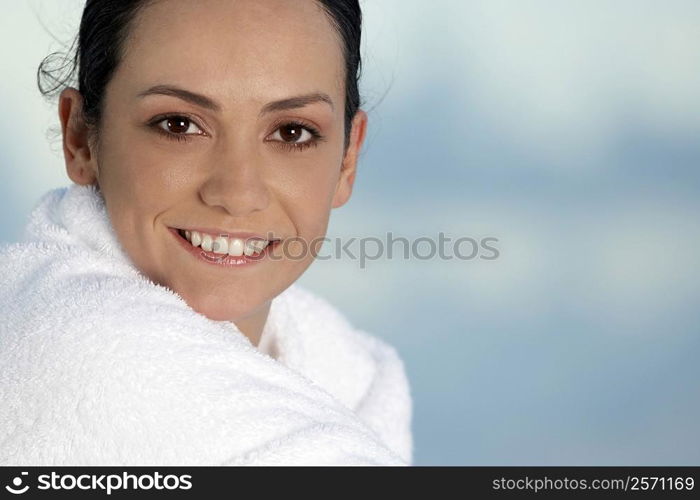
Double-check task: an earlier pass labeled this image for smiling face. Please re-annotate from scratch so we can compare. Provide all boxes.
[59,0,367,339]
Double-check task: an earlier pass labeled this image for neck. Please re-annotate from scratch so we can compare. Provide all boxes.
[233,300,272,347]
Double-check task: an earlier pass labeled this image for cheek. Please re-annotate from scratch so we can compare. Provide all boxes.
[95,139,187,262]
[98,137,199,225]
[102,136,193,192]
[284,182,336,261]
[271,155,340,225]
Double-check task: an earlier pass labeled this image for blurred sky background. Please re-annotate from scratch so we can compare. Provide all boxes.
[1,0,699,465]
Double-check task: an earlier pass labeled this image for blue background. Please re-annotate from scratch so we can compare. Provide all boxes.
[2,0,699,465]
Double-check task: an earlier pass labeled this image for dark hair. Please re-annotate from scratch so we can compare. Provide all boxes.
[37,0,363,152]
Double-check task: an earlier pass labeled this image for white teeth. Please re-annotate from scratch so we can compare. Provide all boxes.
[228,238,244,257]
[254,240,270,252]
[190,231,202,247]
[182,229,273,256]
[201,233,213,252]
[212,236,229,254]
[243,241,256,256]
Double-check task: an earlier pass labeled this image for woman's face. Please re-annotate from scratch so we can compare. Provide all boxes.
[60,0,366,327]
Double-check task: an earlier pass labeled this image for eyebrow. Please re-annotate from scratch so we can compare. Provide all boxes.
[136,84,334,116]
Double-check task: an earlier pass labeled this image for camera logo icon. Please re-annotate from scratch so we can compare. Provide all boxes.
[5,472,30,495]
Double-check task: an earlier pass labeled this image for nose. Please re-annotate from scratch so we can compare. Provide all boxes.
[198,142,270,217]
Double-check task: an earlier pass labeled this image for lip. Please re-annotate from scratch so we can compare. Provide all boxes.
[168,226,278,267]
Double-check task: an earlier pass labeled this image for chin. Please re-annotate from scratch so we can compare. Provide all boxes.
[198,309,243,323]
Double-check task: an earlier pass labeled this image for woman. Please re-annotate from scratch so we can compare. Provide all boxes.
[0,0,412,465]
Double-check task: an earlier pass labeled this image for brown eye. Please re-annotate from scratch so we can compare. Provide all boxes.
[153,115,204,137]
[266,120,323,152]
[165,116,197,135]
[277,123,309,143]
[166,117,190,134]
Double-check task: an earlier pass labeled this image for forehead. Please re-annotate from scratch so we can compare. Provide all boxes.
[113,0,345,108]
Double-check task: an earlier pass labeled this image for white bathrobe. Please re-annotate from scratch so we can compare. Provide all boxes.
[0,183,413,466]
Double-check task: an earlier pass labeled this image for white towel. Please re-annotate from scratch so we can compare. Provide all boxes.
[0,183,413,466]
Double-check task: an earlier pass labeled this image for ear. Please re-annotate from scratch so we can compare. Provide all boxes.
[59,87,99,186]
[332,109,367,209]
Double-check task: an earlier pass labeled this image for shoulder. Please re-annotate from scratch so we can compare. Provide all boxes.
[281,283,414,464]
[0,266,404,465]
[350,326,414,465]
